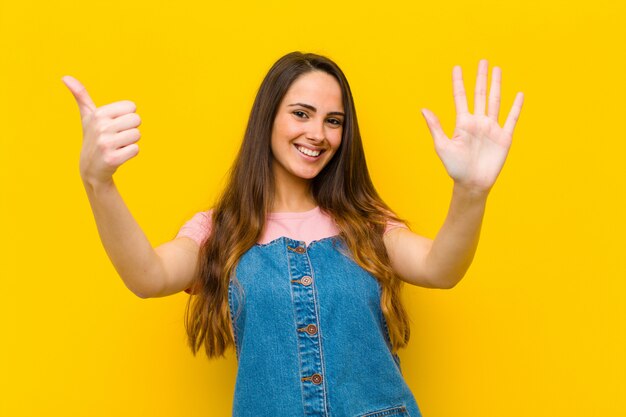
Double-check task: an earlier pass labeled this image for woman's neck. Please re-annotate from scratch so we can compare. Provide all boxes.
[271,170,317,213]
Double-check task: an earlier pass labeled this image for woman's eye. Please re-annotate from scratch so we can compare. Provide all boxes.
[293,111,308,118]
[327,118,343,126]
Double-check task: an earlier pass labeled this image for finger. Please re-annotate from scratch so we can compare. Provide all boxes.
[111,128,141,149]
[95,100,137,119]
[62,75,96,118]
[503,92,525,137]
[452,66,469,116]
[421,108,448,146]
[487,66,502,122]
[107,112,141,132]
[474,59,488,115]
[109,143,140,166]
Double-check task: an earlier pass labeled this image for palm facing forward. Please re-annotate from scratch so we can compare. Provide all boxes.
[421,59,524,194]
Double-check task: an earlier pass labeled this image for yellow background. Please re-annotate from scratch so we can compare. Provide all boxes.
[1,0,624,416]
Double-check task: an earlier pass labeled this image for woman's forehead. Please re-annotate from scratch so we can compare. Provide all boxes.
[282,71,344,111]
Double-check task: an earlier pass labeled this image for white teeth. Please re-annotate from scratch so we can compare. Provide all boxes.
[296,146,321,157]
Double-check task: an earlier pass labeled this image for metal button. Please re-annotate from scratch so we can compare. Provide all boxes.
[311,373,323,384]
[301,276,313,286]
[295,246,305,254]
[305,324,318,335]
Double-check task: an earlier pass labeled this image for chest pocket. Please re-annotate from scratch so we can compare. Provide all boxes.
[358,405,412,417]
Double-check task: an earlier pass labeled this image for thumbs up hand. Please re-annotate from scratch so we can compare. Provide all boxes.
[62,76,141,187]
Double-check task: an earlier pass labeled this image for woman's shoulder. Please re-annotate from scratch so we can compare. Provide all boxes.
[379,209,409,235]
[384,218,408,234]
[175,209,214,246]
[317,206,408,235]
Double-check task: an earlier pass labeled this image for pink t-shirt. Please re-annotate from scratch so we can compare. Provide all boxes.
[175,206,406,247]
[176,206,407,294]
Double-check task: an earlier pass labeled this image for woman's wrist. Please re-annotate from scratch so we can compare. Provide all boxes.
[81,175,115,195]
[452,181,490,202]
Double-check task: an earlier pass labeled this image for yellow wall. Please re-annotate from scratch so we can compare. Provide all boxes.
[1,0,624,416]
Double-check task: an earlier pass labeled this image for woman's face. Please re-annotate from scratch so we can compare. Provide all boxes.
[271,70,344,184]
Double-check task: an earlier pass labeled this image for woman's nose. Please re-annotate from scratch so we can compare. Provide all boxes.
[306,120,325,142]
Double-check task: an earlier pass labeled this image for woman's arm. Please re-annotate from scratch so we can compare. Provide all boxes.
[64,76,198,298]
[384,184,487,289]
[83,180,199,298]
[384,59,523,289]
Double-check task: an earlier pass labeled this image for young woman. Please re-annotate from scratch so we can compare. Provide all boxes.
[63,52,524,417]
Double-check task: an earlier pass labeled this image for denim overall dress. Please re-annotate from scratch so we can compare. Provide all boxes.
[227,235,423,417]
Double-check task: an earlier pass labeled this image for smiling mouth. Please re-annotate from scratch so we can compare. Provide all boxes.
[295,145,324,158]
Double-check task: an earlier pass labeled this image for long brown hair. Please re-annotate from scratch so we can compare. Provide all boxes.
[184,51,411,359]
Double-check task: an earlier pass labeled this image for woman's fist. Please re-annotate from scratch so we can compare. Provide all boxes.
[63,76,141,186]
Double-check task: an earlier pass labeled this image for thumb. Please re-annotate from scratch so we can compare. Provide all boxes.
[62,75,96,118]
[420,108,447,146]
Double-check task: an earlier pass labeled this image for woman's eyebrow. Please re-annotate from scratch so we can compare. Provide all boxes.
[288,102,345,117]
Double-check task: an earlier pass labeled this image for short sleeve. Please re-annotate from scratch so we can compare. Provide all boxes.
[177,210,213,295]
[176,210,213,247]
[384,219,408,235]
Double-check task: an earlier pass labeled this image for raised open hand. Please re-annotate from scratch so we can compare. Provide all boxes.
[63,76,141,186]
[421,60,524,194]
